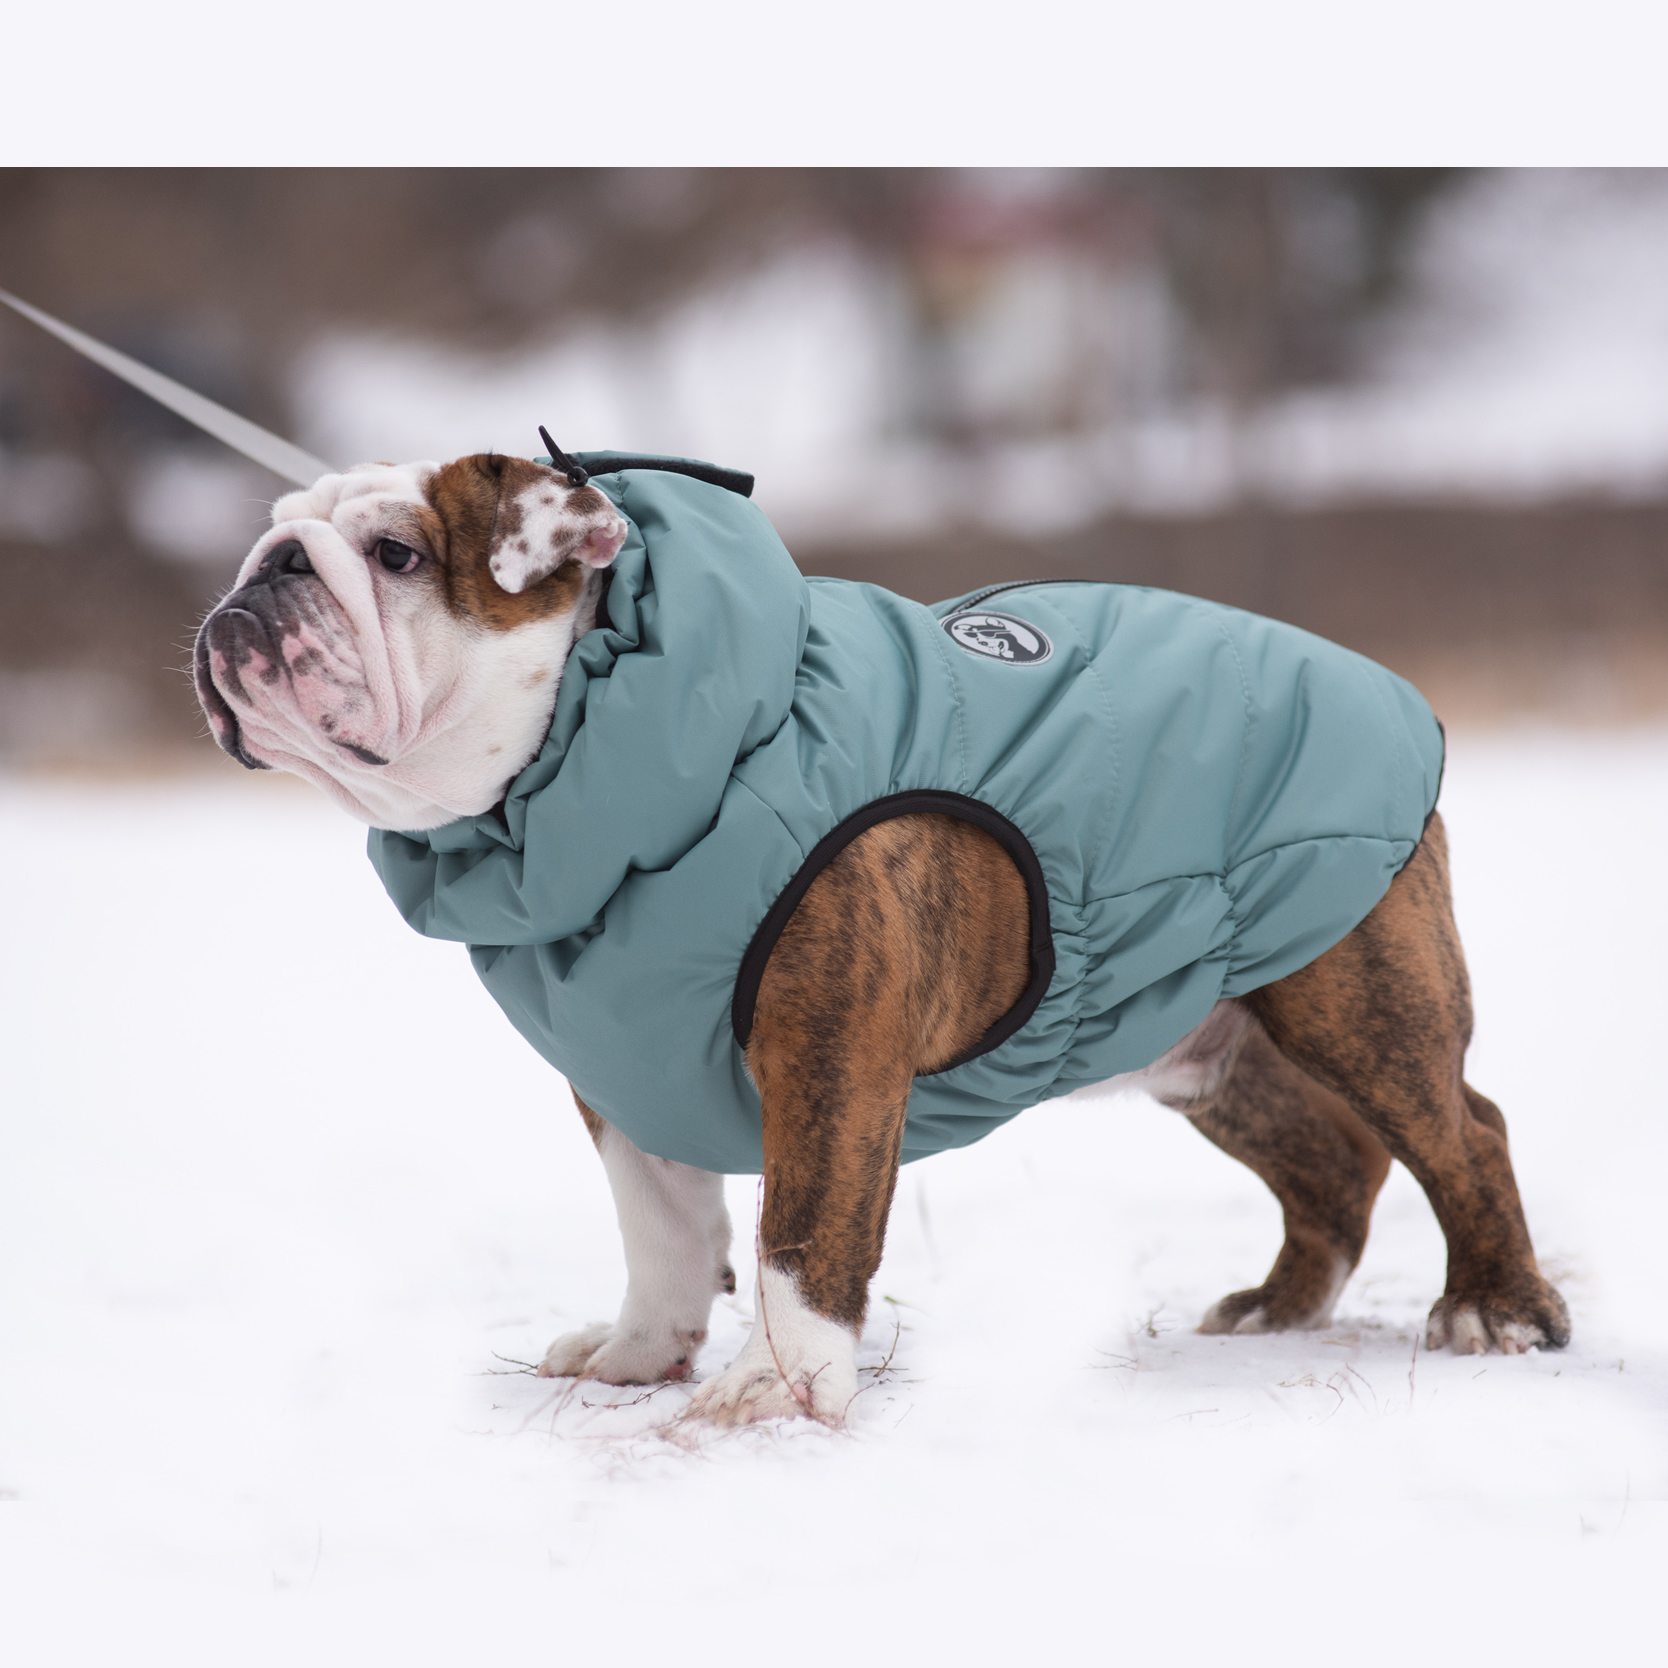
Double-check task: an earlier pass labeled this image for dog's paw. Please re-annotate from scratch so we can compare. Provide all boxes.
[1426,1280,1571,1355]
[683,1350,856,1428]
[536,1322,705,1384]
[537,1323,614,1377]
[1197,1256,1350,1335]
[1197,1292,1279,1334]
[681,1266,857,1428]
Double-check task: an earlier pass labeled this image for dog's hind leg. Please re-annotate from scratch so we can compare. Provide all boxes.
[537,1093,734,1385]
[1176,1023,1392,1333]
[1132,1002,1389,1332]
[1245,813,1569,1355]
[684,813,1031,1427]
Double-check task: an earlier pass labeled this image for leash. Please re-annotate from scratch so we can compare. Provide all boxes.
[0,288,337,488]
[1,289,753,502]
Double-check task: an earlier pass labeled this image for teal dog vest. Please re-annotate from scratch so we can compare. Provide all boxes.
[370,458,1444,1174]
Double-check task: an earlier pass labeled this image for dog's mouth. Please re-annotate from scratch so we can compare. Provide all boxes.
[193,608,270,771]
[193,582,390,772]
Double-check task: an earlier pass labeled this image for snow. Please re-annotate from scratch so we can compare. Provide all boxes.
[1,729,1664,1663]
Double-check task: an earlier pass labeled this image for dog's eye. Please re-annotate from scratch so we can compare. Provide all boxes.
[376,539,421,574]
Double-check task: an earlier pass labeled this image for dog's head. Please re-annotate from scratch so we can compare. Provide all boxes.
[192,453,627,830]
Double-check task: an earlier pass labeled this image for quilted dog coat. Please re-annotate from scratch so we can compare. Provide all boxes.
[370,457,1445,1174]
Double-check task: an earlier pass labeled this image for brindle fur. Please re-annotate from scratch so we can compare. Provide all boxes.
[742,813,1030,1328]
[1241,816,1568,1348]
[689,806,1566,1353]
[1182,1024,1394,1332]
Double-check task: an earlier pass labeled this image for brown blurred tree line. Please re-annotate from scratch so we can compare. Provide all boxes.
[1,167,1458,461]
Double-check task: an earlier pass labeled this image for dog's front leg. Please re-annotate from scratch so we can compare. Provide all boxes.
[684,812,1031,1428]
[538,1093,734,1385]
[679,1029,911,1428]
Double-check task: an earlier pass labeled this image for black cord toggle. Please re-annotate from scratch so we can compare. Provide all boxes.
[538,426,589,488]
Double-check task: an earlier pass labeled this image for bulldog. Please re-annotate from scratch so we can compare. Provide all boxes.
[194,447,1570,1427]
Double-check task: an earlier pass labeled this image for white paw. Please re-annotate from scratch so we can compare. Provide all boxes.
[1199,1298,1271,1334]
[537,1323,613,1377]
[682,1266,857,1428]
[536,1321,704,1384]
[1426,1301,1550,1356]
[1439,1306,1491,1356]
[684,1359,849,1426]
[1493,1320,1543,1356]
[1198,1258,1348,1336]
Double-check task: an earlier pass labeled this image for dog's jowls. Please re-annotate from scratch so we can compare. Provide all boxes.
[194,452,1570,1429]
[194,454,624,830]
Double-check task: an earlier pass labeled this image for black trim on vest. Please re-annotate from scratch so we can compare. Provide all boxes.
[584,456,755,498]
[730,791,1056,1076]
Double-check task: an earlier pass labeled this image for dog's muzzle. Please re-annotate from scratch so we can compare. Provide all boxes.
[194,605,271,771]
[194,537,381,771]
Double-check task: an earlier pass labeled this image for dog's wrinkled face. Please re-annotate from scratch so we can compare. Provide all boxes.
[193,453,627,831]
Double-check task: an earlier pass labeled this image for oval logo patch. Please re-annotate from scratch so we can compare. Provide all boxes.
[944,610,1053,665]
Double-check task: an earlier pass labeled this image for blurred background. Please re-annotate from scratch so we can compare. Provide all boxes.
[3,165,1668,768]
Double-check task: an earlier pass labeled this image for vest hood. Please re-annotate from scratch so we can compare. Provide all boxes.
[372,462,809,945]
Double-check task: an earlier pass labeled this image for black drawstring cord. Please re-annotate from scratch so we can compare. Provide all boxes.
[533,433,756,499]
[538,426,589,488]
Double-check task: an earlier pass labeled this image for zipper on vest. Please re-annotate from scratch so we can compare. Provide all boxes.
[942,578,1086,616]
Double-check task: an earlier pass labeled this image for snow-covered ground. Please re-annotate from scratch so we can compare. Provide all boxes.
[1,729,1663,1664]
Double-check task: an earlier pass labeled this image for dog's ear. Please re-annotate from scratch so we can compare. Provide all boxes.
[488,463,628,596]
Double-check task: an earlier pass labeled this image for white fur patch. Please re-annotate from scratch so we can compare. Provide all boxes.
[1197,1254,1351,1334]
[488,483,626,594]
[1427,1301,1548,1356]
[1445,1307,1491,1356]
[539,1121,732,1386]
[1099,1000,1254,1112]
[683,1264,858,1427]
[537,1321,614,1377]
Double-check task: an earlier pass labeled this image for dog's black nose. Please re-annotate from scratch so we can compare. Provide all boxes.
[266,538,314,576]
